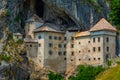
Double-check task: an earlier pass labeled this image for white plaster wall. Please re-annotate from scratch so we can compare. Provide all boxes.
[34,32,45,68]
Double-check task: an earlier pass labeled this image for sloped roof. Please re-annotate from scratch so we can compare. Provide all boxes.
[25,14,44,23]
[24,38,38,43]
[33,23,62,33]
[90,18,117,32]
[13,33,22,36]
[75,31,90,37]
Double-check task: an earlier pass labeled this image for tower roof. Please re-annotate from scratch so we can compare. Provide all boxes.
[33,23,62,33]
[75,31,90,37]
[25,14,44,23]
[90,18,117,32]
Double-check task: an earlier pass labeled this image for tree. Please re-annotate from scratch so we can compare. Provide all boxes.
[110,0,120,30]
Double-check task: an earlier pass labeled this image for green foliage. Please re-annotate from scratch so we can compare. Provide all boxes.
[5,9,11,16]
[0,54,11,62]
[110,0,120,30]
[117,61,120,64]
[106,60,112,66]
[14,14,25,28]
[48,71,64,80]
[16,39,23,44]
[70,65,104,80]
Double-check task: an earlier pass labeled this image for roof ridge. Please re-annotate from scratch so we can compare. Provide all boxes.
[90,18,117,32]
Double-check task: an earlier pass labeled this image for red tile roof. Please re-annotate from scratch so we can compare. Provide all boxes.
[75,31,90,37]
[90,18,117,32]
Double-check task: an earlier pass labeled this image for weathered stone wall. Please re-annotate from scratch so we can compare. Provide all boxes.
[44,32,66,73]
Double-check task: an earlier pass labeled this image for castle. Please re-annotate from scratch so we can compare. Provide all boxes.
[24,14,119,73]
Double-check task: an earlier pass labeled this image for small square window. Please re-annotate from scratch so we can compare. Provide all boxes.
[106,37,109,42]
[89,58,91,61]
[64,44,66,48]
[71,59,73,61]
[93,47,96,52]
[71,44,74,48]
[49,50,52,55]
[79,42,81,44]
[88,41,90,43]
[71,37,74,40]
[38,36,41,39]
[107,46,109,52]
[54,36,57,40]
[64,58,67,60]
[63,51,66,55]
[93,38,95,43]
[30,44,32,47]
[58,44,62,48]
[79,51,81,53]
[64,37,67,41]
[39,44,41,47]
[98,58,100,60]
[59,36,61,40]
[71,52,74,56]
[98,37,100,42]
[49,36,52,39]
[98,47,101,52]
[58,52,62,56]
[79,59,81,61]
[88,50,90,52]
[94,58,96,60]
[49,43,53,47]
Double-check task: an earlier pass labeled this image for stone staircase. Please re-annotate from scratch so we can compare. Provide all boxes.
[65,66,78,80]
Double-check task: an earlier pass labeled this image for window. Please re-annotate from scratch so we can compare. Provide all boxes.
[98,47,101,52]
[26,45,28,47]
[71,44,74,48]
[71,51,74,56]
[49,36,52,39]
[93,38,95,43]
[98,37,100,42]
[30,44,32,47]
[64,44,66,48]
[39,44,41,47]
[49,43,53,47]
[89,58,91,61]
[93,47,96,52]
[71,37,74,40]
[54,36,57,40]
[98,58,100,60]
[64,58,66,60]
[64,37,67,41]
[79,59,81,61]
[49,50,52,55]
[79,51,81,53]
[88,50,90,52]
[38,36,41,39]
[107,46,109,52]
[58,51,62,56]
[58,44,62,48]
[59,36,61,40]
[63,51,66,55]
[94,58,96,60]
[88,41,90,43]
[106,37,109,42]
[71,59,73,61]
[79,42,81,44]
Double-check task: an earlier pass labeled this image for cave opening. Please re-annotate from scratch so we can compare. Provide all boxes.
[35,0,44,18]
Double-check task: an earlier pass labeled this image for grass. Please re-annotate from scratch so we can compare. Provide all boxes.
[96,64,120,80]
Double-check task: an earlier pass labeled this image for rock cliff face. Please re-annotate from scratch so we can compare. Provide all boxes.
[0,0,110,39]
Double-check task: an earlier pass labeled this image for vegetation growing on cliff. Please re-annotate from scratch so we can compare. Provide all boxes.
[48,65,104,80]
[110,0,120,30]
